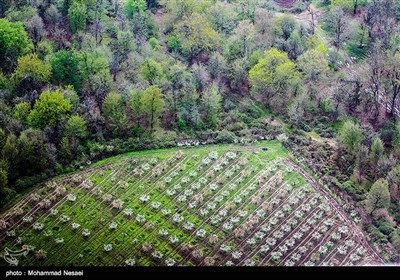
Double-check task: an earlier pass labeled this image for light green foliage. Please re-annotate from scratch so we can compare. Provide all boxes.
[0,18,33,71]
[297,50,329,83]
[130,89,143,124]
[5,6,37,22]
[140,59,164,85]
[13,102,31,125]
[305,35,329,54]
[12,53,51,83]
[272,15,297,40]
[78,51,112,98]
[339,120,363,153]
[65,115,87,139]
[176,13,220,58]
[249,48,301,102]
[202,85,222,127]
[124,0,146,18]
[365,178,391,214]
[331,0,354,10]
[208,1,238,35]
[160,0,211,21]
[68,1,87,34]
[27,89,72,129]
[141,85,164,131]
[103,92,127,135]
[51,50,82,91]
[370,137,384,165]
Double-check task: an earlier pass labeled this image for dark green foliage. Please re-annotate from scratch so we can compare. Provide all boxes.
[51,51,82,91]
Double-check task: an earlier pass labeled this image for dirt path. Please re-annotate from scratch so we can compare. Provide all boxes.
[286,159,386,265]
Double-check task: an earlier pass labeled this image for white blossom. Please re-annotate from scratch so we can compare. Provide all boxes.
[169,235,179,244]
[136,214,146,224]
[55,237,64,244]
[104,244,113,252]
[232,251,243,259]
[125,258,136,266]
[165,258,176,266]
[183,222,194,231]
[123,208,133,217]
[139,194,150,203]
[196,229,207,238]
[72,223,80,229]
[109,221,118,230]
[152,250,164,259]
[82,229,91,237]
[33,222,44,231]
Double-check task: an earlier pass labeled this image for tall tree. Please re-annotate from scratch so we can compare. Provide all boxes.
[102,92,127,136]
[140,59,163,85]
[249,48,301,107]
[202,85,222,127]
[0,18,33,73]
[141,85,164,132]
[365,178,391,214]
[370,137,384,166]
[27,89,72,129]
[323,7,349,51]
[339,120,364,153]
[68,1,87,34]
[51,50,82,91]
[12,53,51,97]
[176,13,220,60]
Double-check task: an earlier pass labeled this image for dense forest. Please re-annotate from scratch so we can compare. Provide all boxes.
[0,0,399,261]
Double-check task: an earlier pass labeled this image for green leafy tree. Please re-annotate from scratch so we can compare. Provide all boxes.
[130,89,143,128]
[68,1,87,34]
[297,49,329,84]
[109,30,135,82]
[125,0,146,18]
[65,115,87,156]
[0,18,33,73]
[103,92,127,136]
[17,129,51,177]
[140,59,163,85]
[50,50,82,91]
[141,85,164,132]
[65,115,87,139]
[13,102,31,126]
[339,120,364,153]
[249,48,301,107]
[365,178,391,214]
[176,13,220,60]
[79,51,112,101]
[370,137,384,165]
[27,89,72,129]
[1,134,18,181]
[202,85,221,127]
[12,54,51,96]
